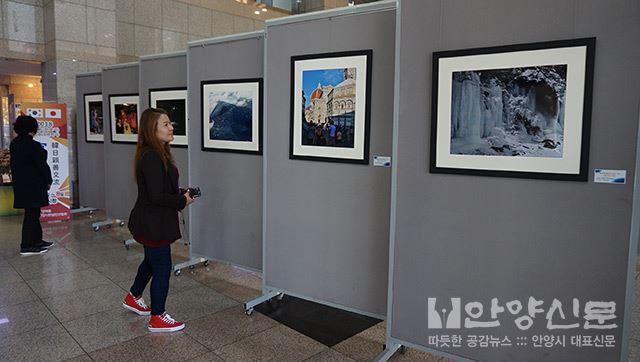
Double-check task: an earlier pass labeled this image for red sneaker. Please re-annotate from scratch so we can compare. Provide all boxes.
[122,292,151,316]
[148,313,185,332]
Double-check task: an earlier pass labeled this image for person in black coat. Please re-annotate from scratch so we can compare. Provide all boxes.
[122,108,194,333]
[10,116,54,256]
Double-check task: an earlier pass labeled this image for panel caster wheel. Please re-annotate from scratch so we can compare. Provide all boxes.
[119,221,125,227]
[189,265,195,270]
[399,346,407,355]
[88,210,94,215]
[203,260,210,267]
[276,293,284,301]
[93,226,100,232]
[123,240,130,250]
[174,269,181,276]
[245,308,254,316]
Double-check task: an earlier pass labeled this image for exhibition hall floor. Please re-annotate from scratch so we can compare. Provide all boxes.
[0,211,446,361]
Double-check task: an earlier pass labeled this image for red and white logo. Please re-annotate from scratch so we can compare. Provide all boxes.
[27,108,43,117]
[45,108,62,118]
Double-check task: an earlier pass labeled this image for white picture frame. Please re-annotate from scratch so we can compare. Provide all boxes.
[201,79,262,154]
[109,94,140,144]
[150,88,188,147]
[84,93,104,143]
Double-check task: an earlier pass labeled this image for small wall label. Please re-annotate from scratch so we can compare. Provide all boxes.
[373,156,391,167]
[594,169,626,184]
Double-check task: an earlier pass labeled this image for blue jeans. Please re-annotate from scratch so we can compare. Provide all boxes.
[130,245,172,315]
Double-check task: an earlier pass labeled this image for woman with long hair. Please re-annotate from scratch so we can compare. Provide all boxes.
[122,108,194,332]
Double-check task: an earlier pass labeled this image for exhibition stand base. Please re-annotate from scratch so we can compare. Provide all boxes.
[70,206,97,215]
[244,290,284,316]
[91,217,125,232]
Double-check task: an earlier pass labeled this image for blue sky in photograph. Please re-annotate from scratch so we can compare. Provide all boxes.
[302,68,344,107]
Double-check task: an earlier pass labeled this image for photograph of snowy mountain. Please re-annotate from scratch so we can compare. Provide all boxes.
[208,90,253,142]
[450,65,567,157]
[150,88,188,146]
[431,38,595,180]
[201,79,262,154]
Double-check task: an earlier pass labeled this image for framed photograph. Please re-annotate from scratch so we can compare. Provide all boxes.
[109,94,139,144]
[290,50,372,164]
[149,87,188,147]
[84,93,104,143]
[431,38,595,181]
[201,78,262,154]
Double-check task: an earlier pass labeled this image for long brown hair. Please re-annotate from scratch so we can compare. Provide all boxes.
[133,108,174,182]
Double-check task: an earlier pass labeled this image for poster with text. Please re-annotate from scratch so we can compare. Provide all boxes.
[17,102,70,222]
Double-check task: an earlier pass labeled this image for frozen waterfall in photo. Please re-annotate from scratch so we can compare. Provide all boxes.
[449,65,567,158]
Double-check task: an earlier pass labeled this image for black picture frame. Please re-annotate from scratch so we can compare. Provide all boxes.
[149,87,188,148]
[289,49,373,164]
[430,37,595,181]
[83,92,104,143]
[200,78,263,155]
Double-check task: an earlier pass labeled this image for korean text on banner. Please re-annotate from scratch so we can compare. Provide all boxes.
[17,103,70,222]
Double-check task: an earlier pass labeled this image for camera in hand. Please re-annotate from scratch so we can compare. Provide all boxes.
[187,187,201,199]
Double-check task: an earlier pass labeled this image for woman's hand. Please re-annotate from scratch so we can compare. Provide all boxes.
[184,190,195,206]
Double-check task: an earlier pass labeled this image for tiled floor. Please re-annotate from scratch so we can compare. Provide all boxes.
[0,211,638,361]
[0,211,447,361]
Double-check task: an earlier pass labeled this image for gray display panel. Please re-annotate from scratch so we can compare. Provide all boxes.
[187,33,264,270]
[263,4,396,317]
[139,53,188,189]
[101,64,139,221]
[75,72,105,209]
[386,0,640,361]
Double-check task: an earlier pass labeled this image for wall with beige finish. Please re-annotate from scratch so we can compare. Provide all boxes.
[115,0,288,62]
[0,74,42,103]
[38,0,117,205]
[0,0,45,61]
[1,0,352,206]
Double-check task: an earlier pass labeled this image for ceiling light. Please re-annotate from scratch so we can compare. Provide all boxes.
[28,83,34,88]
[254,10,260,14]
[262,8,267,12]
[53,72,57,76]
[72,59,77,62]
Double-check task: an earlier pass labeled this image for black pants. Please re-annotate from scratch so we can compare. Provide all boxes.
[130,245,172,315]
[21,207,42,249]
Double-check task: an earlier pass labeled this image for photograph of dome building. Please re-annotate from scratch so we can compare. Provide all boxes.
[301,67,357,148]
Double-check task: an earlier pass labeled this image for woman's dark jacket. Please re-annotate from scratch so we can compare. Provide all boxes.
[128,148,186,245]
[10,134,52,208]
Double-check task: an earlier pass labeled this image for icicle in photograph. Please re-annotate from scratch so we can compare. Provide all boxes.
[449,65,567,157]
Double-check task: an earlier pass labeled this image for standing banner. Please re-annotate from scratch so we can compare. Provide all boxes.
[16,102,70,222]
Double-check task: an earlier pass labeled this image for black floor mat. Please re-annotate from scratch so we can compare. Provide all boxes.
[254,295,383,347]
